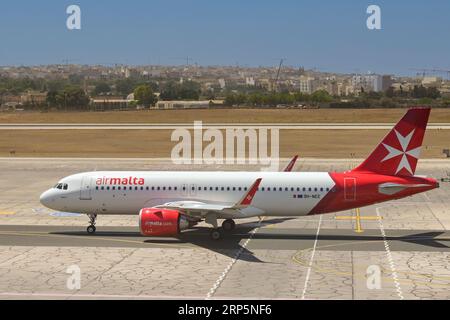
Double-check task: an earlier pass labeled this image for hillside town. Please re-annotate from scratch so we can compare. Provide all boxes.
[1,64,449,112]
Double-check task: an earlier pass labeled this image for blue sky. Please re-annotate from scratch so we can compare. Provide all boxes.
[0,1,449,75]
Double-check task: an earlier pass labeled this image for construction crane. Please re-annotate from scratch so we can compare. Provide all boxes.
[273,59,285,92]
[410,68,450,80]
[61,58,78,66]
[171,57,194,66]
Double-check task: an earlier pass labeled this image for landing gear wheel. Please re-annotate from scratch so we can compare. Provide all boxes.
[87,225,96,234]
[86,214,97,234]
[210,229,223,241]
[222,219,236,232]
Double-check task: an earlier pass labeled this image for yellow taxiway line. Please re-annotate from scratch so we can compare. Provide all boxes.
[335,208,381,233]
[0,211,15,215]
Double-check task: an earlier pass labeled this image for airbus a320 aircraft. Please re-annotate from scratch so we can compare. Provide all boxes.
[40,108,439,240]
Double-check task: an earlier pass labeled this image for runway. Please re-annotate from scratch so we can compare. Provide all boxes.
[0,158,449,300]
[1,123,450,130]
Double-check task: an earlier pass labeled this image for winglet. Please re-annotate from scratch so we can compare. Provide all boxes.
[234,178,262,208]
[283,155,299,172]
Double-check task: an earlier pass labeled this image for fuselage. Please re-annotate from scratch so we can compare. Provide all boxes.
[40,170,438,218]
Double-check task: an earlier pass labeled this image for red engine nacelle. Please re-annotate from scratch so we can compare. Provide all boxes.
[139,208,190,236]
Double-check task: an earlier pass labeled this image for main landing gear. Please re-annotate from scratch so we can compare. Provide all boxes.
[210,229,223,241]
[222,219,236,232]
[87,214,97,234]
[206,214,236,240]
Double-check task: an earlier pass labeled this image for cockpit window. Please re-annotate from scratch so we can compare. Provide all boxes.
[54,183,68,190]
[63,184,68,190]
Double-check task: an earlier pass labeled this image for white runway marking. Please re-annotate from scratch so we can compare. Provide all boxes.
[301,215,323,300]
[1,123,449,130]
[376,207,404,300]
[206,221,262,300]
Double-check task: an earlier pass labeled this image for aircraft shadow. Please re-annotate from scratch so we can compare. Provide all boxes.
[52,218,295,263]
[52,222,449,263]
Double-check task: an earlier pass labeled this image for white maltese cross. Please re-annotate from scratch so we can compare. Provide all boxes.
[381,129,421,175]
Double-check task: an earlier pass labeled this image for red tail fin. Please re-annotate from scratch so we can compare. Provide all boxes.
[352,107,430,177]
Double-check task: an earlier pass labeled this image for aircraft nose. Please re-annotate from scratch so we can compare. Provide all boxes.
[40,190,54,208]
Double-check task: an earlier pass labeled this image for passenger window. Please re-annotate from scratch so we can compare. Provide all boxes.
[96,186,99,190]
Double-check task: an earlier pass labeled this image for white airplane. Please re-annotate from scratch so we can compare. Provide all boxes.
[40,108,439,240]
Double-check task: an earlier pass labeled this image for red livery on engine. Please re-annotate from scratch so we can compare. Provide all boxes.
[139,208,190,236]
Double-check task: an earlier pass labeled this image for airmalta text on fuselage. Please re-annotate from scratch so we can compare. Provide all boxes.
[96,177,145,186]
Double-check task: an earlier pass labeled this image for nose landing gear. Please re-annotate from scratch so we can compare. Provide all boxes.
[87,214,97,234]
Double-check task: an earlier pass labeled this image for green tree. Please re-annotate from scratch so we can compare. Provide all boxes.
[134,85,157,106]
[160,81,200,100]
[310,90,333,103]
[56,86,90,110]
[94,82,112,96]
[116,79,137,96]
[46,91,58,108]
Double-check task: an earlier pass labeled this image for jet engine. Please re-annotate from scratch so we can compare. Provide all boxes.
[139,208,190,236]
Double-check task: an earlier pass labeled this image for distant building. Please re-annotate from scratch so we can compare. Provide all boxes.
[421,77,442,87]
[245,77,256,86]
[299,76,316,94]
[91,97,132,111]
[382,75,394,91]
[20,91,47,105]
[351,74,392,93]
[153,100,224,110]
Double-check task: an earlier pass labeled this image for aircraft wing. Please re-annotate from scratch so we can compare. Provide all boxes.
[154,178,262,216]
